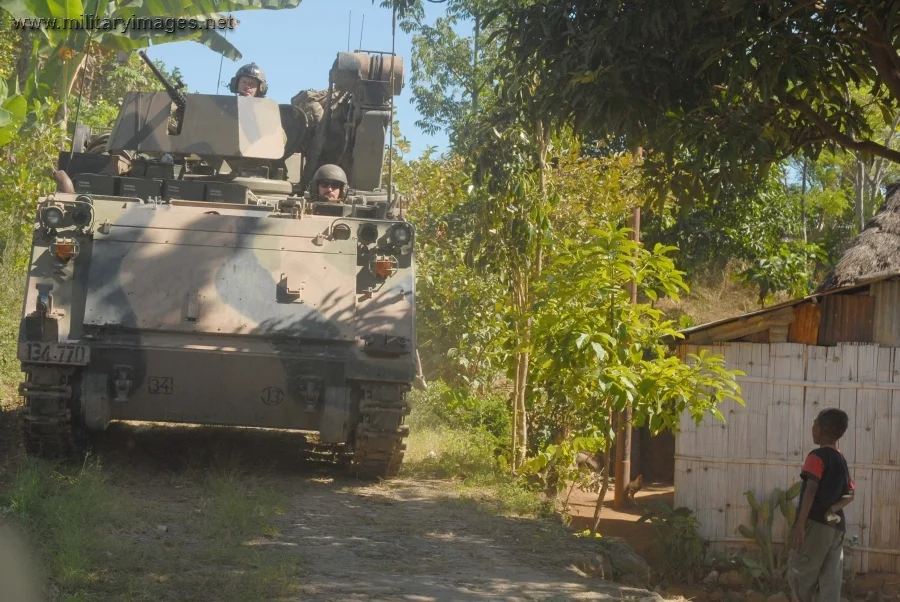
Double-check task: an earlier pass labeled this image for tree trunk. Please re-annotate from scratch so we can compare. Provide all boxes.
[855,157,865,232]
[614,206,639,510]
[511,271,529,471]
[513,347,529,469]
[800,157,808,245]
[510,119,549,471]
[591,440,614,534]
[15,31,34,91]
[472,12,480,120]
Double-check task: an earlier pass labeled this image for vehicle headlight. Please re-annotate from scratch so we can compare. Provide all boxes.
[358,223,379,245]
[42,206,65,228]
[71,206,92,227]
[390,223,412,245]
[332,223,352,240]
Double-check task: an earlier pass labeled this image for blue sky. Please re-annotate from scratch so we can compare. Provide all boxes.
[145,0,449,158]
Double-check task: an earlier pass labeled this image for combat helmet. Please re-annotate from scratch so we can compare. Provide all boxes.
[311,164,348,201]
[229,63,268,97]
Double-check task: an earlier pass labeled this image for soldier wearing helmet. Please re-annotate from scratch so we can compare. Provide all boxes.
[312,164,348,202]
[229,63,268,98]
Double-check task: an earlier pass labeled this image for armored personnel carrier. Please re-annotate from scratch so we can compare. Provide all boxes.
[16,51,417,478]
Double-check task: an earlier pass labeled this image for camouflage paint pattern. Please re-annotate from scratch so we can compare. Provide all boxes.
[106,93,286,159]
[18,51,414,476]
[20,193,416,445]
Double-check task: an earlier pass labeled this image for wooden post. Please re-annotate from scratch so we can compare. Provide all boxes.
[614,205,640,509]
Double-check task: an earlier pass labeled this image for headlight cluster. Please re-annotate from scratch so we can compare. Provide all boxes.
[355,222,413,247]
[354,222,414,281]
[39,196,94,230]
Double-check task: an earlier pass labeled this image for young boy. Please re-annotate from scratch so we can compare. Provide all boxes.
[787,408,855,602]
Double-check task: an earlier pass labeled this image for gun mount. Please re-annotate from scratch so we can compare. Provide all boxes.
[297,52,404,194]
[137,50,187,131]
[105,92,287,160]
[61,51,405,215]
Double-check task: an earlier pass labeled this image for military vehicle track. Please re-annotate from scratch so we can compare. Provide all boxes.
[18,371,410,480]
[351,383,411,479]
[19,366,82,458]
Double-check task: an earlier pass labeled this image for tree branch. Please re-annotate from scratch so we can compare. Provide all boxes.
[863,15,900,105]
[768,0,819,28]
[784,98,900,165]
[775,136,829,163]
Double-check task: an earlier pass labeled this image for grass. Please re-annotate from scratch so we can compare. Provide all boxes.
[654,260,795,327]
[0,457,302,601]
[0,229,29,410]
[401,398,552,519]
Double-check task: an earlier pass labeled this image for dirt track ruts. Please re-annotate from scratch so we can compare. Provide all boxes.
[1,416,666,601]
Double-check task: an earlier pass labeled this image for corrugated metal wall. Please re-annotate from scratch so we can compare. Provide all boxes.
[873,281,900,346]
[818,294,875,346]
[788,303,820,345]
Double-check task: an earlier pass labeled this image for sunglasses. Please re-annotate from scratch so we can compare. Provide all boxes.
[319,181,342,189]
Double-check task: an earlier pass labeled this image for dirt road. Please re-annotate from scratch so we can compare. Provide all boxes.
[1,417,668,601]
[262,479,659,601]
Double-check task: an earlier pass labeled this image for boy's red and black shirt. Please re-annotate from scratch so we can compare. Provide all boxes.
[798,445,854,532]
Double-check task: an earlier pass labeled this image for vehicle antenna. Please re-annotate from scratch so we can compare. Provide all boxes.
[387,1,396,209]
[347,11,352,52]
[358,14,365,51]
[69,0,102,162]
[215,14,232,94]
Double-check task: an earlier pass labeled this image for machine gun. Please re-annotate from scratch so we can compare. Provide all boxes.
[137,50,187,132]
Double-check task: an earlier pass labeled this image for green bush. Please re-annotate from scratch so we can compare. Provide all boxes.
[638,501,708,585]
[408,380,511,443]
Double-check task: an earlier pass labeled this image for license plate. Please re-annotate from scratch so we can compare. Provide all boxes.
[18,342,90,365]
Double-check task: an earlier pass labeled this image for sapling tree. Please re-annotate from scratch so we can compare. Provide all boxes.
[527,225,744,531]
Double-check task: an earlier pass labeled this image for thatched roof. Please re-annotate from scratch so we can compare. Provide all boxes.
[817,182,900,292]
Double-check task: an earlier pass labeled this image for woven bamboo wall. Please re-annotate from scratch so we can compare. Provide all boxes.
[675,342,900,574]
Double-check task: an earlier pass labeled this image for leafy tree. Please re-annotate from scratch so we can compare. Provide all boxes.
[791,87,900,233]
[0,0,302,120]
[393,153,512,391]
[383,0,746,485]
[392,0,505,148]
[466,109,556,470]
[0,101,64,234]
[490,0,900,200]
[527,226,743,529]
[0,9,17,79]
[74,50,185,130]
[0,76,27,146]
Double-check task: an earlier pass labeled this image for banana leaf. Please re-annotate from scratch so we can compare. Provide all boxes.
[1,0,306,108]
[0,90,28,146]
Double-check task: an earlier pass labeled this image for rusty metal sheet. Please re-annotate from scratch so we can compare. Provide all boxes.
[818,294,875,346]
[675,272,900,341]
[872,280,900,346]
[788,302,821,345]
